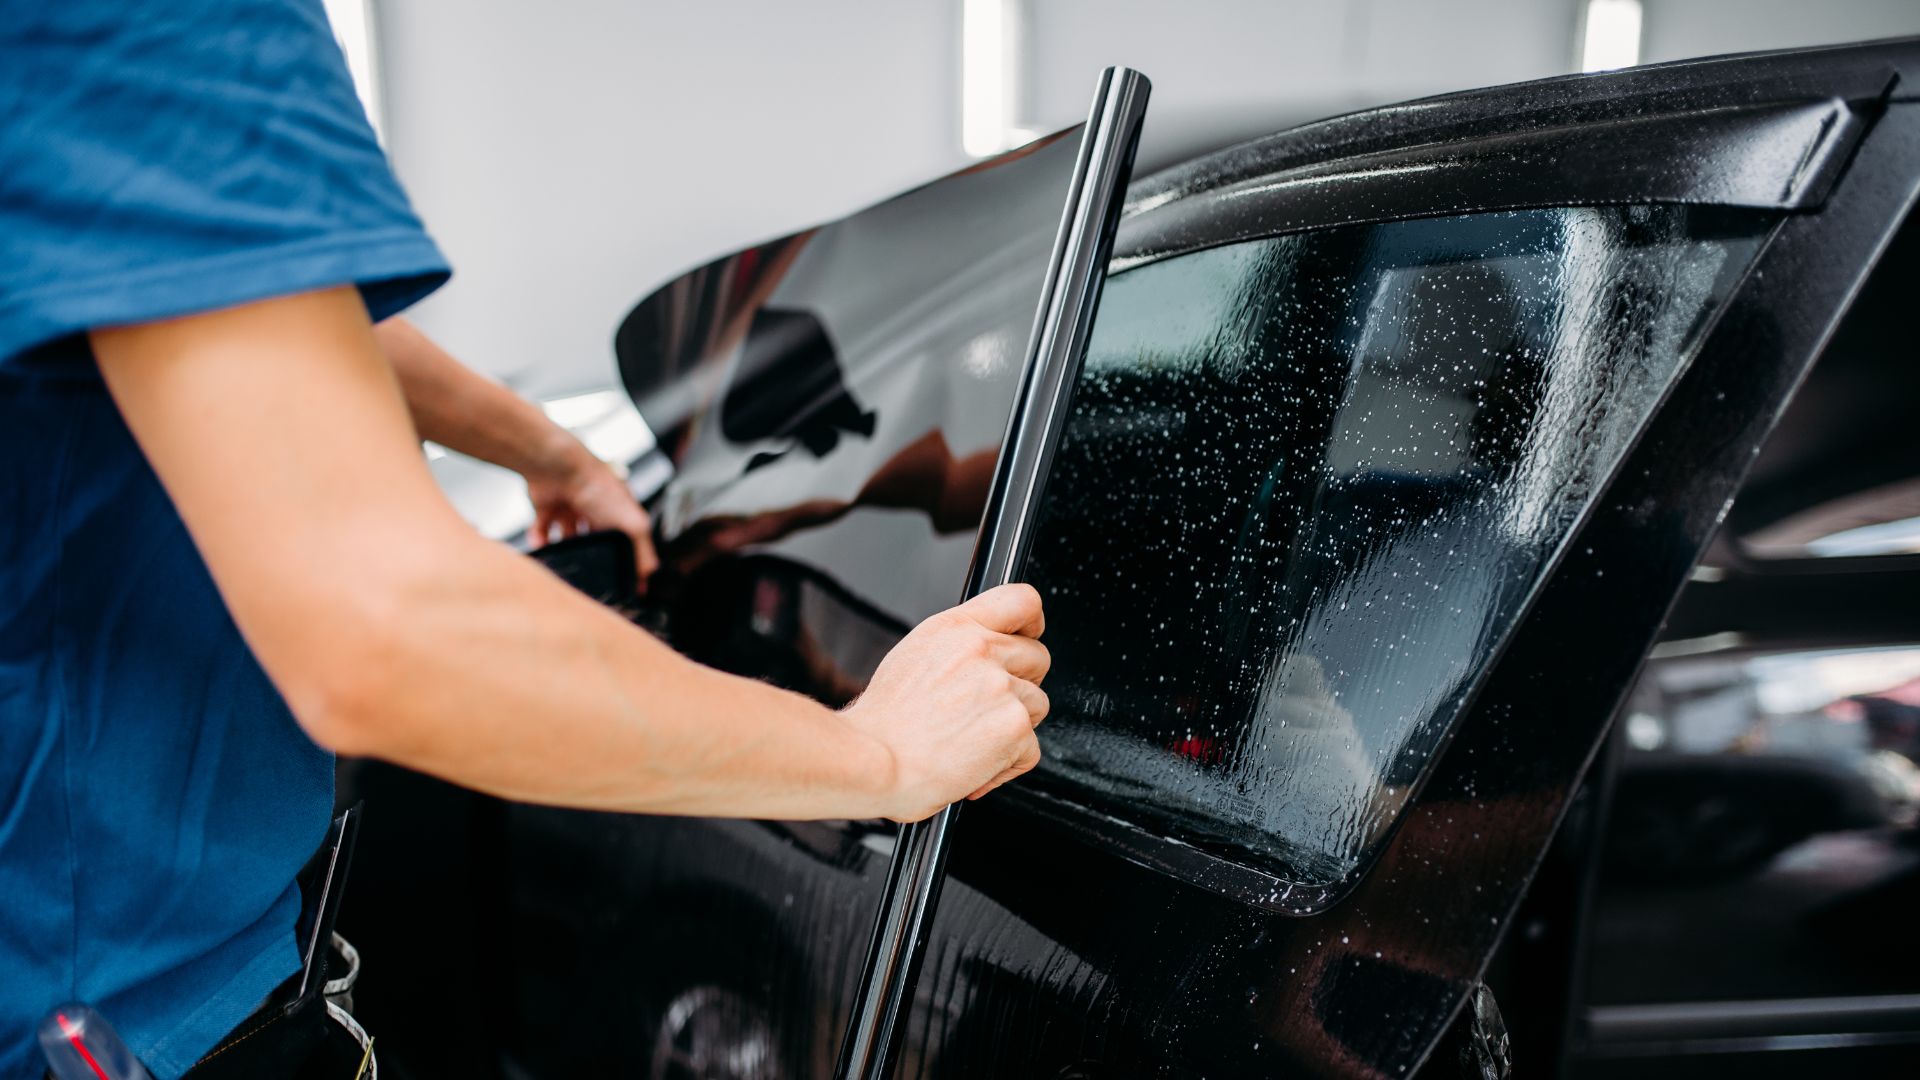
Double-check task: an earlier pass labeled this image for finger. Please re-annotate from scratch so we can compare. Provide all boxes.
[530,510,555,548]
[603,506,660,582]
[968,734,1041,800]
[1010,677,1049,726]
[632,531,660,595]
[957,582,1044,638]
[966,775,1009,801]
[634,534,660,580]
[990,633,1050,684]
[966,768,1019,801]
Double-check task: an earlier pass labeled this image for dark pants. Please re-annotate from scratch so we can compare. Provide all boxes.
[190,811,373,1078]
[181,982,371,1080]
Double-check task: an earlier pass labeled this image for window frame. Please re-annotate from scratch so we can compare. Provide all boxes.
[985,67,1912,917]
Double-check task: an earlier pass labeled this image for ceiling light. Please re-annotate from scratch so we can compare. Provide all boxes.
[962,0,1025,157]
[1580,0,1643,73]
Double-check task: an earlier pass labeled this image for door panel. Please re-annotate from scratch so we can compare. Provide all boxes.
[898,202,1778,1078]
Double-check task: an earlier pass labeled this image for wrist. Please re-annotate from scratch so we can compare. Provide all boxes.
[523,423,598,487]
[835,701,907,819]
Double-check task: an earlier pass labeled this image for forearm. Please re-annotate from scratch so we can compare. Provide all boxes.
[94,288,1043,824]
[318,528,897,818]
[375,317,584,478]
[94,290,891,820]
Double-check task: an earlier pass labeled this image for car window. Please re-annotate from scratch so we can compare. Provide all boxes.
[1023,206,1775,896]
[621,129,1088,654]
[1590,645,1920,1003]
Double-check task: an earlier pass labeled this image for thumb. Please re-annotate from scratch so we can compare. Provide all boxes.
[957,582,1045,638]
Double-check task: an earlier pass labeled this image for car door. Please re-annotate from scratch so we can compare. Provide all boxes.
[880,43,1920,1079]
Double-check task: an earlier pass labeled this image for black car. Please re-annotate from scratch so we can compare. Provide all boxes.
[340,37,1920,1080]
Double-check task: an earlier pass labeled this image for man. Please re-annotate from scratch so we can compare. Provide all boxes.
[0,3,1049,1077]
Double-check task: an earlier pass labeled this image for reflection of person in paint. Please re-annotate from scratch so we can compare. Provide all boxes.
[667,429,998,573]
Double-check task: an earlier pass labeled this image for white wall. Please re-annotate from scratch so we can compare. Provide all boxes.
[375,1,967,398]
[1024,0,1584,151]
[373,0,1920,399]
[1642,0,1920,64]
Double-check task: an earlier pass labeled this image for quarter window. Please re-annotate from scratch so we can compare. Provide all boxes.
[1026,206,1774,890]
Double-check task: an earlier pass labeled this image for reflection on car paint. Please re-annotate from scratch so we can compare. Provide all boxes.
[616,130,1083,645]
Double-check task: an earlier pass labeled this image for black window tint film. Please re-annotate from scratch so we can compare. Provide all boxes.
[619,129,1089,698]
[1025,206,1774,893]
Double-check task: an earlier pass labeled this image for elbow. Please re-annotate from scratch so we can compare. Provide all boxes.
[274,598,415,761]
[291,676,390,759]
[285,650,403,760]
[256,537,506,763]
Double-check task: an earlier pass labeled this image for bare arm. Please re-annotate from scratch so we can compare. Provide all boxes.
[91,288,1047,821]
[374,316,571,477]
[374,316,660,578]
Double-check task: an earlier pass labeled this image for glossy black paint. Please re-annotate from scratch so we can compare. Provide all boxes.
[341,39,1920,1080]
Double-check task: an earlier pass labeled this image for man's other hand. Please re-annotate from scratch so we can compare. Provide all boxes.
[842,583,1050,822]
[369,316,660,586]
[526,451,662,586]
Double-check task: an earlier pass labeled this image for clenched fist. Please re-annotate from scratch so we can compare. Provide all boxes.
[843,583,1051,822]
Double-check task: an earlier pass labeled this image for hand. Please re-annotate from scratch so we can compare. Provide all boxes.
[526,447,661,588]
[841,583,1050,822]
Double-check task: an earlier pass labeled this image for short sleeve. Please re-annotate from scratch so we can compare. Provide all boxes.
[0,0,450,364]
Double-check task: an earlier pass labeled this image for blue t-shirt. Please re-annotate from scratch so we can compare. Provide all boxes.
[0,2,448,1077]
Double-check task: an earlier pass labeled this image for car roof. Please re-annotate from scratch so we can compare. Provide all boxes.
[1115,36,1920,268]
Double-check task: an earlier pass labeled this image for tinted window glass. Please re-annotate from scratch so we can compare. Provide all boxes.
[1026,206,1772,892]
